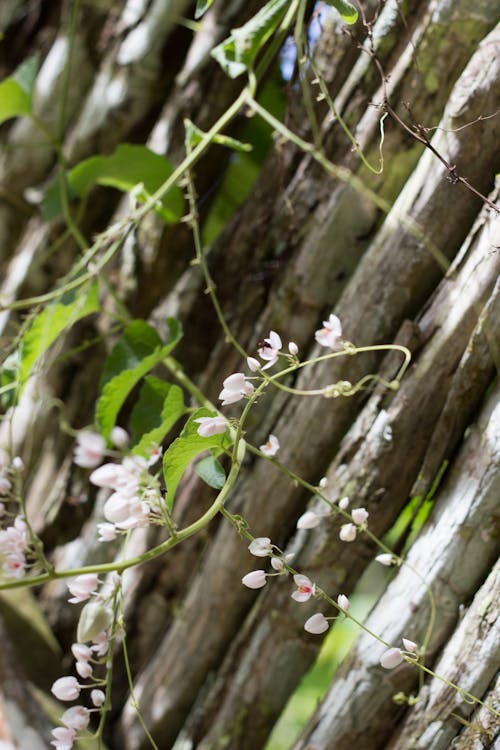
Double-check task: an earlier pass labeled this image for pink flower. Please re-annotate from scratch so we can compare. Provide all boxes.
[257,330,282,369]
[219,373,254,406]
[76,660,93,679]
[103,493,149,529]
[315,314,342,350]
[194,416,227,437]
[73,432,106,469]
[375,553,394,566]
[292,574,316,602]
[51,676,81,701]
[110,426,129,448]
[91,689,105,707]
[297,511,321,530]
[89,463,121,488]
[51,726,76,750]
[352,507,369,525]
[380,648,404,669]
[304,613,329,634]
[97,523,118,542]
[242,570,267,589]
[71,643,92,662]
[337,594,350,611]
[402,638,418,653]
[91,631,109,657]
[248,537,273,557]
[259,434,280,457]
[67,574,99,604]
[2,553,25,578]
[61,706,90,730]
[339,523,357,542]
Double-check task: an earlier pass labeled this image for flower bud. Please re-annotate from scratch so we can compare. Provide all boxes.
[61,705,90,730]
[338,496,349,509]
[352,507,369,525]
[91,689,106,707]
[304,613,329,634]
[288,342,299,355]
[76,660,93,679]
[77,602,112,643]
[380,648,403,669]
[375,553,394,566]
[51,676,81,701]
[110,426,129,448]
[339,523,357,542]
[242,570,267,589]
[248,537,272,557]
[402,638,418,653]
[337,594,350,611]
[297,511,320,530]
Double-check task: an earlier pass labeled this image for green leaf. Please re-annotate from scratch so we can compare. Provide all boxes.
[18,284,99,389]
[194,0,214,19]
[130,377,185,458]
[325,0,358,24]
[163,408,229,510]
[211,0,289,78]
[184,118,252,153]
[196,454,226,489]
[13,54,40,96]
[42,144,185,223]
[95,319,182,440]
[0,55,39,125]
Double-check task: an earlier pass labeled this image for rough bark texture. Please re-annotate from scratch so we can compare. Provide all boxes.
[0,1,499,749]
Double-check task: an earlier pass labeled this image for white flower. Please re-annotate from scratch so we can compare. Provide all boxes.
[304,613,329,634]
[352,507,369,525]
[73,432,106,469]
[67,574,99,604]
[259,434,280,457]
[242,570,267,589]
[247,357,261,372]
[110,426,129,448]
[61,705,90,730]
[51,676,81,701]
[337,594,350,611]
[248,537,273,557]
[257,330,282,369]
[315,314,342,350]
[402,638,418,653]
[50,726,76,750]
[339,523,357,542]
[194,416,227,437]
[297,511,321,530]
[218,373,254,406]
[91,689,106,707]
[291,574,316,602]
[380,648,403,669]
[375,553,394,566]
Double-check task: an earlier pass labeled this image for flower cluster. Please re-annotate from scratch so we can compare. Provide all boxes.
[90,453,162,537]
[0,516,29,579]
[51,576,116,749]
[73,426,131,470]
[242,536,294,588]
